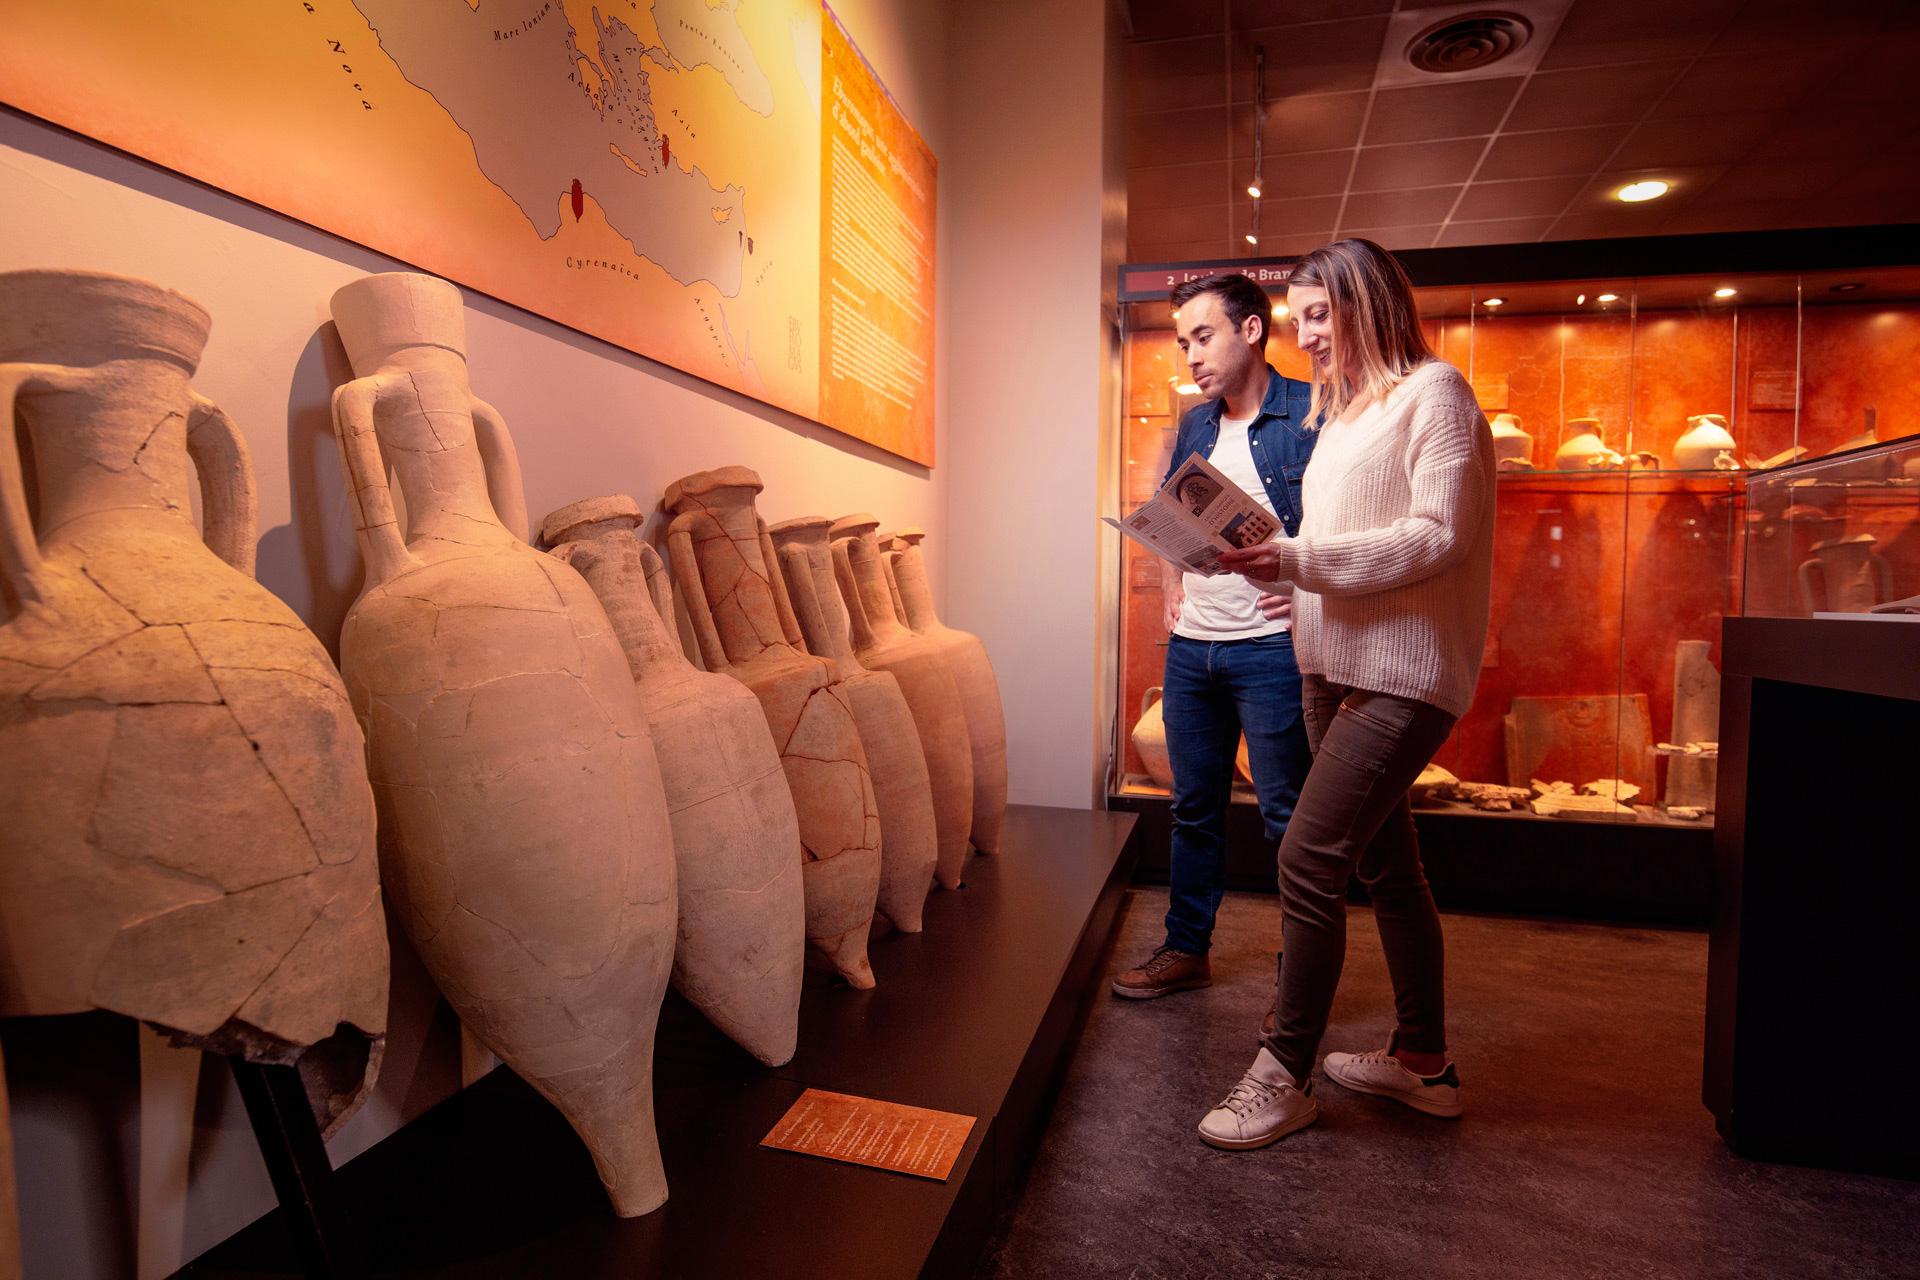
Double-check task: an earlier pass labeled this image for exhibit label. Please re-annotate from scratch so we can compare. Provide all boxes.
[761,1088,975,1180]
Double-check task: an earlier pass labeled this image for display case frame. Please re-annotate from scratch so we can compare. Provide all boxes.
[1107,224,1920,923]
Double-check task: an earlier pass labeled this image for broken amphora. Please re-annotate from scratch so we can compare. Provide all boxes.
[664,467,881,988]
[770,515,938,931]
[330,272,675,1216]
[0,269,386,1135]
[866,522,1009,856]
[544,495,805,1066]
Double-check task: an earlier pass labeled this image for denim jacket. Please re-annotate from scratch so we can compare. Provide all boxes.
[1161,366,1319,536]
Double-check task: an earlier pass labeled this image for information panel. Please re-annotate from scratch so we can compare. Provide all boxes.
[0,0,937,465]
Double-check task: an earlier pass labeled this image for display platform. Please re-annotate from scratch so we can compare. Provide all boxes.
[1706,618,1920,1178]
[176,804,1138,1280]
[1109,792,1711,926]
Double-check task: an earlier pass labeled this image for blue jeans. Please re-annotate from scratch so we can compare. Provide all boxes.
[1162,632,1312,955]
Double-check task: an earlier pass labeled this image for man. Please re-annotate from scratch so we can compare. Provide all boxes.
[1112,273,1317,1002]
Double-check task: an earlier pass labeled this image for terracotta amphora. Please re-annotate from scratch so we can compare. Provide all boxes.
[1132,687,1172,787]
[872,523,1009,855]
[543,496,805,1066]
[1798,533,1895,614]
[0,269,386,1134]
[664,468,881,987]
[830,523,974,888]
[330,272,675,1216]
[770,516,938,931]
[1489,414,1533,470]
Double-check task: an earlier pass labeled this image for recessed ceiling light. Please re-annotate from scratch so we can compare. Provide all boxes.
[1176,383,1201,395]
[1617,180,1670,202]
[1831,282,1864,292]
[1714,287,1737,298]
[1576,294,1586,305]
[1597,293,1619,302]
[1483,297,1505,307]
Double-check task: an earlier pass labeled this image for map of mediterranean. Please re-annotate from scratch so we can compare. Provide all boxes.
[0,0,936,463]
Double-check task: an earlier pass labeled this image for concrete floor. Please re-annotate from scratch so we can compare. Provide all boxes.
[982,888,1920,1280]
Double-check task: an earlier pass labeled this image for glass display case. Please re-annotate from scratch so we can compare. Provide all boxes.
[1112,261,1920,834]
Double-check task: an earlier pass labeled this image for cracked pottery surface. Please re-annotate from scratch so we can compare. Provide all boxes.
[544,496,805,1066]
[330,273,675,1216]
[0,269,388,1137]
[845,519,1007,857]
[769,515,937,931]
[663,467,880,988]
[827,520,974,890]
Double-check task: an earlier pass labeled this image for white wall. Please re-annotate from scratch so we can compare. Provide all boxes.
[943,0,1128,808]
[0,0,1124,1272]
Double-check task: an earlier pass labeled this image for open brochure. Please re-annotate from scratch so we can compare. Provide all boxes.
[1102,451,1292,596]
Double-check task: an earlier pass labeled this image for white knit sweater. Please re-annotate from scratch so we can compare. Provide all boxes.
[1272,360,1495,718]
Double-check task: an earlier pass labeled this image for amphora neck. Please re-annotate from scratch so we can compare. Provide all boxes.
[14,359,201,537]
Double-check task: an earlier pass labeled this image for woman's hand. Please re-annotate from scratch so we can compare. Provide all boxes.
[1257,592,1293,622]
[1217,542,1284,581]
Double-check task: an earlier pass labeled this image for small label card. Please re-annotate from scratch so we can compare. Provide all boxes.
[761,1089,976,1181]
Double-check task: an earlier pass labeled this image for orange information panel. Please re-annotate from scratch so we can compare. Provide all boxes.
[818,9,938,465]
[761,1088,975,1181]
[0,0,936,464]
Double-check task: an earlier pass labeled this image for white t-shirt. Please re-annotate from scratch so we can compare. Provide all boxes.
[1174,413,1290,641]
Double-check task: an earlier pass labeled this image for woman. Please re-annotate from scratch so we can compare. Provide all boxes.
[1197,239,1495,1150]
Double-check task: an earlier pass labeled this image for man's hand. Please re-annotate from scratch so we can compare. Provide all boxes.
[1161,560,1186,634]
[1216,541,1285,581]
[1257,590,1293,622]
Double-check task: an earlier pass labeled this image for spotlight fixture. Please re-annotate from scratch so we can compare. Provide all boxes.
[1271,303,1289,318]
[1176,382,1201,395]
[1245,233,1259,245]
[1831,282,1864,292]
[1616,180,1669,202]
[1597,293,1619,302]
[1248,180,1263,198]
[1483,297,1505,307]
[1576,294,1586,305]
[1714,287,1737,298]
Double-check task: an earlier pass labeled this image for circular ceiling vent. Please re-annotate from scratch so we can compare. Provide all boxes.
[1406,13,1533,74]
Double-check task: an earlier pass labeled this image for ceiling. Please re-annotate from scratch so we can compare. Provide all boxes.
[1123,0,1920,263]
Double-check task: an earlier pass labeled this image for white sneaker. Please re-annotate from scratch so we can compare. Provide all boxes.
[1196,1047,1318,1149]
[1323,1044,1463,1118]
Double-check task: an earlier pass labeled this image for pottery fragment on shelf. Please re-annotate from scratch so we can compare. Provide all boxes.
[544,495,805,1068]
[330,272,676,1216]
[0,269,387,1136]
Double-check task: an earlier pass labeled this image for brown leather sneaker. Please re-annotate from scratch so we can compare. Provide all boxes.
[1111,946,1211,999]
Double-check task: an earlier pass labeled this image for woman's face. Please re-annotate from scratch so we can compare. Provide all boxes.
[1287,283,1336,381]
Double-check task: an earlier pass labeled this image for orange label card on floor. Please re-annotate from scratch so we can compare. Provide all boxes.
[762,1088,975,1181]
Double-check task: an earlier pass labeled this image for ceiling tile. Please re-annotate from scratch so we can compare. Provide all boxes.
[1827,31,1920,105]
[1129,236,1236,265]
[1831,151,1920,197]
[1757,112,1914,162]
[1128,106,1232,168]
[1335,224,1444,251]
[1236,194,1344,235]
[1650,46,1862,120]
[1705,0,1909,53]
[1127,36,1229,114]
[1611,113,1784,169]
[1260,148,1358,200]
[1452,176,1588,221]
[1539,0,1744,70]
[1506,61,1689,132]
[1230,0,1394,25]
[1477,125,1632,181]
[1693,157,1872,205]
[1546,209,1681,241]
[1363,77,1525,146]
[1340,186,1464,227]
[1232,16,1390,100]
[1350,137,1486,192]
[1128,161,1232,212]
[1128,1,1223,42]
[1258,232,1340,256]
[1130,204,1232,246]
[1243,92,1370,155]
[1433,217,1557,247]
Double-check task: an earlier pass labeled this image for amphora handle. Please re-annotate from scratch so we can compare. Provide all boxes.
[185,393,259,578]
[667,510,732,674]
[758,520,805,651]
[331,378,420,589]
[833,540,877,654]
[470,397,529,543]
[1796,555,1823,615]
[0,365,53,615]
[637,538,677,638]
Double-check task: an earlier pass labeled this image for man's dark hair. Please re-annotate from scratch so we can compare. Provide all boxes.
[1169,272,1271,347]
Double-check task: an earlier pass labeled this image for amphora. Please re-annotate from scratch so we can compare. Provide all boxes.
[1674,414,1738,471]
[1132,687,1172,787]
[664,468,880,987]
[831,523,974,887]
[0,270,386,1133]
[1798,533,1895,614]
[1554,419,1622,472]
[1489,414,1533,470]
[771,516,938,930]
[330,273,675,1216]
[544,496,805,1066]
[872,523,1009,855]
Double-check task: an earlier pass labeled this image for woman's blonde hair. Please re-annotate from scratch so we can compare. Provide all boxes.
[1289,238,1433,424]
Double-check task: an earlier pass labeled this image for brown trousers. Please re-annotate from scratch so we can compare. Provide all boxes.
[1262,674,1458,1082]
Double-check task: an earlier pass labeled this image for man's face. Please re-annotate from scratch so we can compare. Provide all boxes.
[1174,292,1260,398]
